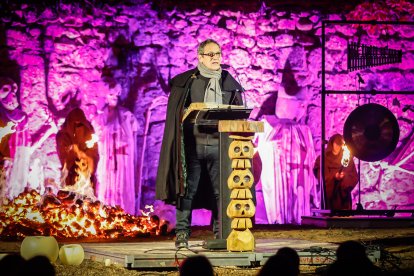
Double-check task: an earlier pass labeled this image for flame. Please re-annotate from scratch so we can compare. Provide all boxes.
[341,144,351,167]
[0,121,16,141]
[141,205,154,217]
[0,189,158,239]
[85,134,98,148]
[63,141,96,199]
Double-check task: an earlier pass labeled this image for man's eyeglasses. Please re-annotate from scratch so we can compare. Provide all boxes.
[201,52,221,58]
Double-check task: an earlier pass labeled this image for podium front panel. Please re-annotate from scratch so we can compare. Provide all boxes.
[219,132,232,239]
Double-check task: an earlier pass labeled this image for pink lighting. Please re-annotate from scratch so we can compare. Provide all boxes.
[0,0,413,233]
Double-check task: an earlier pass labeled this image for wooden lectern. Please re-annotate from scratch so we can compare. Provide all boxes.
[182,103,264,251]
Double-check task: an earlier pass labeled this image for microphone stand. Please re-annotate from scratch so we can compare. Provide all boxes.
[225,64,247,109]
[355,74,364,212]
[237,77,247,110]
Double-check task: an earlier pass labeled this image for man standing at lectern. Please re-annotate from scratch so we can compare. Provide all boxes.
[156,39,243,248]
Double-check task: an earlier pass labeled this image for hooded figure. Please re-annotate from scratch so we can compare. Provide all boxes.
[0,77,31,200]
[0,77,27,160]
[95,80,139,215]
[313,134,358,210]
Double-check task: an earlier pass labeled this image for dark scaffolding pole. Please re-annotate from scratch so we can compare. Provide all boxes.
[321,20,327,210]
[320,19,414,213]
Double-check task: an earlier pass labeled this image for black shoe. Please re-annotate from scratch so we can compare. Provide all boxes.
[175,231,189,249]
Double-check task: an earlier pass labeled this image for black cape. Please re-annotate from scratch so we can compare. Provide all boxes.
[155,68,243,209]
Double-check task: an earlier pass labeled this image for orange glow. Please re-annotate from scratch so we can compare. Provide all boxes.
[0,121,16,141]
[0,190,157,239]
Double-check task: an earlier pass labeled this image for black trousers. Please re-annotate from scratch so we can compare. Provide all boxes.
[176,140,220,236]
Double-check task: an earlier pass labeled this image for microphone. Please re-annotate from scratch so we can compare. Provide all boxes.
[356,73,365,84]
[222,63,246,108]
[233,72,247,109]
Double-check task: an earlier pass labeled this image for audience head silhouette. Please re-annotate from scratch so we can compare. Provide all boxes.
[22,255,55,276]
[0,254,26,276]
[258,246,300,276]
[179,255,214,276]
[326,240,381,276]
[0,254,55,276]
[336,240,367,262]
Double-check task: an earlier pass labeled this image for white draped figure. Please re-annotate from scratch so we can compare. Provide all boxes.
[1,77,56,202]
[255,86,319,224]
[95,82,139,215]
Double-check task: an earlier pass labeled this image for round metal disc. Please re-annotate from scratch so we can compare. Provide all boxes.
[343,103,399,162]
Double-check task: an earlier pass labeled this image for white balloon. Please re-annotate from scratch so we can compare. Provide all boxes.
[59,244,85,265]
[20,236,59,262]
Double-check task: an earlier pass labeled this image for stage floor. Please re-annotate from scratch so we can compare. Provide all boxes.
[81,238,339,269]
[1,226,414,274]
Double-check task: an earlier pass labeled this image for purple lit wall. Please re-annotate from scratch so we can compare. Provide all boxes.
[0,0,413,226]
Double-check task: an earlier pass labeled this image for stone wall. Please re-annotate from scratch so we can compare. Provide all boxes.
[0,0,413,218]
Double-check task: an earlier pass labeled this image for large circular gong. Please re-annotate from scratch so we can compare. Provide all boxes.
[343,103,399,162]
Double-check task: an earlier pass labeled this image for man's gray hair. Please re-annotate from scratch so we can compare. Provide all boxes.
[197,39,221,55]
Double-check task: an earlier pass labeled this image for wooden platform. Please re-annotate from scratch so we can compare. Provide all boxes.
[80,238,341,269]
[302,215,414,228]
[301,209,414,228]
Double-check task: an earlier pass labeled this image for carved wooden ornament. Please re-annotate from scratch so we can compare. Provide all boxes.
[230,188,253,199]
[226,199,256,218]
[227,228,255,252]
[231,159,251,169]
[227,169,253,189]
[228,140,254,159]
[231,218,253,229]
